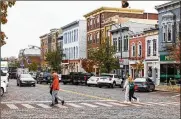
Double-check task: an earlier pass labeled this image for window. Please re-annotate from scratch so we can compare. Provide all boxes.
[153,39,157,56]
[147,40,151,56]
[138,42,142,57]
[124,35,128,51]
[167,23,172,42]
[118,37,121,52]
[113,38,117,51]
[76,46,78,58]
[93,34,95,43]
[72,31,74,42]
[97,16,99,23]
[74,47,75,59]
[163,24,167,42]
[90,34,92,41]
[96,32,99,43]
[70,32,72,43]
[90,19,92,25]
[132,43,136,57]
[77,29,78,41]
[74,30,76,42]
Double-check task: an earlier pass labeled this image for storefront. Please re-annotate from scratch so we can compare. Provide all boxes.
[129,60,144,79]
[160,55,181,83]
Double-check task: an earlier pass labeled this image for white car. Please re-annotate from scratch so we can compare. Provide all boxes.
[87,76,100,86]
[1,80,7,96]
[97,73,123,88]
[1,70,9,87]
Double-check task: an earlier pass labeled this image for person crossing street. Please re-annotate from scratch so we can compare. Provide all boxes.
[50,71,64,107]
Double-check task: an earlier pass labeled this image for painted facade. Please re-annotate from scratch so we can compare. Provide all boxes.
[61,20,87,74]
[155,1,181,83]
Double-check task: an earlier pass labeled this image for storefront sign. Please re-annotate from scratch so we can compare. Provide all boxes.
[160,55,174,61]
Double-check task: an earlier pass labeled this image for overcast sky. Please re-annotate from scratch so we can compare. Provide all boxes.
[1,1,168,58]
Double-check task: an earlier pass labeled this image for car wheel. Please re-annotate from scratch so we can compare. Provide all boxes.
[63,82,67,85]
[98,85,102,88]
[19,83,22,87]
[1,88,4,96]
[87,84,90,87]
[33,84,36,87]
[111,82,116,88]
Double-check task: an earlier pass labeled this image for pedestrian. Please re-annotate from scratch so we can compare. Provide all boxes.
[128,76,139,103]
[50,71,64,107]
[50,71,58,104]
[122,74,130,103]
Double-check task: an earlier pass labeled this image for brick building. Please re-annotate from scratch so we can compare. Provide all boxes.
[129,33,146,79]
[84,7,158,57]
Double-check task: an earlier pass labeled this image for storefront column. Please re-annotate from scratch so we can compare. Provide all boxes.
[144,61,147,77]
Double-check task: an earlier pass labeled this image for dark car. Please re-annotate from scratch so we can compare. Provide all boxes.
[134,77,155,92]
[36,72,52,84]
[8,67,18,79]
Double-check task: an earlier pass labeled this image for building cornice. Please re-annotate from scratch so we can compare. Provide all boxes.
[155,1,181,10]
[61,20,80,30]
[39,34,48,39]
[84,7,144,18]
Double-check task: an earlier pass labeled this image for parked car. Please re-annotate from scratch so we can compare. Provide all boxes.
[8,67,18,79]
[97,73,123,88]
[29,72,37,79]
[134,77,155,92]
[36,72,52,84]
[1,70,9,87]
[1,80,7,96]
[87,76,100,86]
[17,74,36,87]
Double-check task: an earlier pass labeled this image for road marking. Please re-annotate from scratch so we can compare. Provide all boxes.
[133,102,152,106]
[60,89,117,101]
[171,94,180,98]
[80,103,98,108]
[160,102,180,106]
[21,104,35,109]
[126,103,142,107]
[66,103,83,108]
[37,104,51,108]
[55,104,68,108]
[108,102,128,107]
[146,102,166,106]
[6,104,18,109]
[95,102,112,107]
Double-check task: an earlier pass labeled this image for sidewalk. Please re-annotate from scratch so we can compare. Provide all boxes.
[156,85,181,93]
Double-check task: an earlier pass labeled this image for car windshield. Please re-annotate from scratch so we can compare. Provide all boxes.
[21,74,32,78]
[100,74,113,78]
[134,78,146,82]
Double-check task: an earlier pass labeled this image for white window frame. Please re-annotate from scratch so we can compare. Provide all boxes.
[97,16,99,23]
[90,34,92,41]
[167,23,172,42]
[147,40,151,56]
[153,39,157,56]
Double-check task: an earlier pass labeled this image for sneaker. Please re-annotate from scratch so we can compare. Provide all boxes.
[61,100,64,105]
[127,101,131,104]
[137,98,139,102]
[55,101,59,104]
[49,104,54,107]
[124,101,127,103]
[132,98,135,102]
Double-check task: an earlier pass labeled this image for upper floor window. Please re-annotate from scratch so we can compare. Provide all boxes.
[118,37,121,52]
[147,40,151,56]
[113,38,117,51]
[90,19,92,26]
[153,39,157,56]
[124,35,128,51]
[90,34,92,41]
[74,30,76,42]
[132,43,136,57]
[96,32,99,43]
[162,22,173,42]
[97,16,99,23]
[138,42,142,57]
[76,29,78,41]
[167,23,172,42]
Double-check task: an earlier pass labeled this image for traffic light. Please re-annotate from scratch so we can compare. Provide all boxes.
[122,0,129,8]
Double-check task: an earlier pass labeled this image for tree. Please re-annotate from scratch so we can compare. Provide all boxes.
[88,38,119,73]
[0,0,16,46]
[81,59,96,73]
[134,60,144,78]
[167,36,181,63]
[45,48,64,73]
[28,62,38,71]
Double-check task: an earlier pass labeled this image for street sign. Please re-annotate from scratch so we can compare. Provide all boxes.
[120,64,124,68]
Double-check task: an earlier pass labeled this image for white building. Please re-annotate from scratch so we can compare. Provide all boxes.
[61,20,87,74]
[144,26,160,85]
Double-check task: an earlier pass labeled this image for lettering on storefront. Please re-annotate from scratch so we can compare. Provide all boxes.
[160,55,174,61]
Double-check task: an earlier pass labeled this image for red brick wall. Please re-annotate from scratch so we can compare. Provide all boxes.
[129,35,146,60]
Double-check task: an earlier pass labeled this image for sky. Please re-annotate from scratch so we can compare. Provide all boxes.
[1,1,169,58]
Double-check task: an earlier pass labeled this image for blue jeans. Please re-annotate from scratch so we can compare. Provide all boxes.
[52,90,62,104]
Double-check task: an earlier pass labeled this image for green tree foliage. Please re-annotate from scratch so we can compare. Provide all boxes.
[8,61,20,68]
[45,47,64,73]
[88,38,119,73]
[28,62,38,71]
[134,60,144,78]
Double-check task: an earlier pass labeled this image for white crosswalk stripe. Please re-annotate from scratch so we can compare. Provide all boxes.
[6,104,18,109]
[66,103,83,108]
[2,101,180,110]
[108,102,128,107]
[21,104,35,109]
[55,104,68,108]
[95,102,112,107]
[81,103,98,108]
[37,104,51,108]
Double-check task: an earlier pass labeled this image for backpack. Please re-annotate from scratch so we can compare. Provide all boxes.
[129,81,135,90]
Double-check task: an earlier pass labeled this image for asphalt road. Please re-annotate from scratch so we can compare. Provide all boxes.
[1,79,180,119]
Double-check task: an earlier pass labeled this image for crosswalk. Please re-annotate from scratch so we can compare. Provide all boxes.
[1,101,180,110]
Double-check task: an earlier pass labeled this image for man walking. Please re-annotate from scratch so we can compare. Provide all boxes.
[50,71,64,106]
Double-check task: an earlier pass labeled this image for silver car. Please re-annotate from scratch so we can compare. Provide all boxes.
[17,74,36,87]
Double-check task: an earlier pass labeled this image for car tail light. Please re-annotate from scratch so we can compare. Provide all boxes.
[109,78,112,81]
[84,76,86,80]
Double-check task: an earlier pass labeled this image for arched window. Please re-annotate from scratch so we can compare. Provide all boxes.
[138,42,142,57]
[132,43,136,57]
